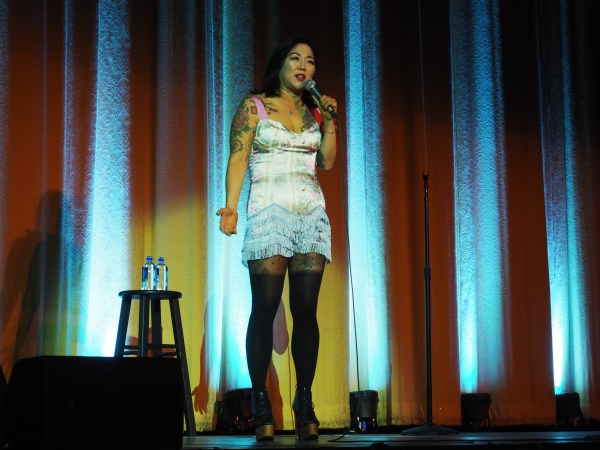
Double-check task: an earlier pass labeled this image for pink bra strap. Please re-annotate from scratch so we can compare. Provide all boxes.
[252,96,268,121]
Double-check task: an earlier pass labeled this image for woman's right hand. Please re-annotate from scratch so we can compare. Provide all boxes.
[216,207,238,236]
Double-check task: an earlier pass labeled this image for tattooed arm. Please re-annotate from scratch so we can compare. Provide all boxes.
[216,97,258,236]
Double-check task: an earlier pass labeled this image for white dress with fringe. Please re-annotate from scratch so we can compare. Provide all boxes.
[241,97,332,266]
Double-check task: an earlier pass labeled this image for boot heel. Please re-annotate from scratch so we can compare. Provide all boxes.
[296,422,319,440]
[255,424,275,441]
[251,390,275,441]
[293,386,320,440]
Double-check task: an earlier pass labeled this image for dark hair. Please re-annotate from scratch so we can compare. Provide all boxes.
[256,36,319,108]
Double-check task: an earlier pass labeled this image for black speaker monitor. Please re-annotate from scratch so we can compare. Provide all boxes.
[4,356,183,449]
[0,363,6,447]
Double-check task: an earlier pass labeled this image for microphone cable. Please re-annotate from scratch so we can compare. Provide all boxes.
[324,115,363,442]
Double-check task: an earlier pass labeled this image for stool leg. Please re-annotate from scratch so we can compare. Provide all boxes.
[139,294,150,357]
[151,298,162,357]
[169,298,197,437]
[115,295,132,357]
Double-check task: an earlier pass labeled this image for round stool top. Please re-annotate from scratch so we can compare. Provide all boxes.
[119,290,182,300]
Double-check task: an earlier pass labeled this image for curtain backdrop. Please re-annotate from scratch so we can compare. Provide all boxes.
[0,0,598,431]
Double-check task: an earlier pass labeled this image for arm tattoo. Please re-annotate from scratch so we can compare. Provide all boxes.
[316,150,325,169]
[230,100,256,159]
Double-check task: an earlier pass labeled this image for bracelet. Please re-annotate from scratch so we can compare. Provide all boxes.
[324,127,337,135]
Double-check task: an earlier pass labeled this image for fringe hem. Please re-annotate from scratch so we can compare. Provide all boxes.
[241,205,332,267]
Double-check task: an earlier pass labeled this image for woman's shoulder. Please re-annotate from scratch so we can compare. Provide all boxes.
[232,96,262,123]
[237,94,259,107]
[239,94,271,122]
[237,95,268,113]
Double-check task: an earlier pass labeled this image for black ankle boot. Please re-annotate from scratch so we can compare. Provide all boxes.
[251,390,275,441]
[292,386,319,440]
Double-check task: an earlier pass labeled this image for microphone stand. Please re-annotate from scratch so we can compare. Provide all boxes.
[402,173,457,436]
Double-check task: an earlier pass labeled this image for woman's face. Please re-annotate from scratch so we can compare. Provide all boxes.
[278,43,316,93]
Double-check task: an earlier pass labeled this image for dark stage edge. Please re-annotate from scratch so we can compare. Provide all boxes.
[182,429,600,449]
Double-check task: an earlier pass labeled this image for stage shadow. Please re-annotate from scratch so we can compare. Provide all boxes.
[0,191,82,377]
[0,191,64,374]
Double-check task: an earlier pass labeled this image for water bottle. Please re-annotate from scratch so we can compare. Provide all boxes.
[156,257,168,290]
[141,256,156,290]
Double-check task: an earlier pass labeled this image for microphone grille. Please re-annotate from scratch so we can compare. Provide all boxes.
[303,79,316,90]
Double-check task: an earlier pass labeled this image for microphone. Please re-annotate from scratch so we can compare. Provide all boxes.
[303,79,336,117]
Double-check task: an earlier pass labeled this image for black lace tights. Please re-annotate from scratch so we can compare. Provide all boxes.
[246,253,325,390]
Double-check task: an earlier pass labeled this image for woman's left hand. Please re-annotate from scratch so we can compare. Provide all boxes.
[314,95,338,121]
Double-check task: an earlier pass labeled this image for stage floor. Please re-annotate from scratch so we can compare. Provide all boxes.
[182,429,600,449]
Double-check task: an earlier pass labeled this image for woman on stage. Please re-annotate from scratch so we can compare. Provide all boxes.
[216,36,338,441]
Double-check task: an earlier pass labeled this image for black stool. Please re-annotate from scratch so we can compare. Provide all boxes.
[115,290,196,437]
